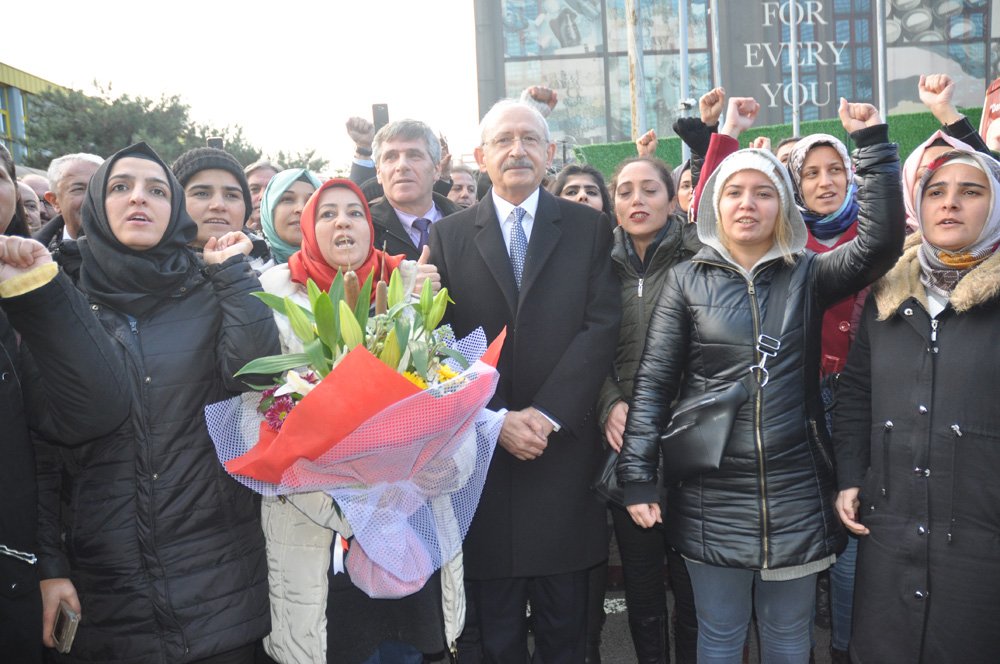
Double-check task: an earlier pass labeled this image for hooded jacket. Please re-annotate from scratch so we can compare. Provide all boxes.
[619,130,904,571]
[833,235,1000,662]
[40,143,281,663]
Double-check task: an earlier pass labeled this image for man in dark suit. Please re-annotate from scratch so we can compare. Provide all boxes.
[347,119,460,260]
[429,100,620,663]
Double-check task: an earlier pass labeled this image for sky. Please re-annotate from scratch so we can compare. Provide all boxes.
[2,1,482,172]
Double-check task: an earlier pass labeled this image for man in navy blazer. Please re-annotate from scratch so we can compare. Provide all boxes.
[429,100,620,663]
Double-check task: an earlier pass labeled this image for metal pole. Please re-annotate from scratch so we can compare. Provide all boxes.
[709,0,722,89]
[625,0,647,140]
[788,0,801,136]
[875,0,888,118]
[679,0,691,163]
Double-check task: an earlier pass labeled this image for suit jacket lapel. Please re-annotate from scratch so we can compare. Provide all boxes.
[474,201,519,317]
[372,198,413,248]
[518,190,561,305]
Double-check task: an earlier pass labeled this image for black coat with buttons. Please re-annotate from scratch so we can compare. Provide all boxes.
[0,273,127,661]
[38,256,280,663]
[834,235,1000,663]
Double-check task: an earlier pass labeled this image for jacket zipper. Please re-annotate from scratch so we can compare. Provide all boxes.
[637,277,644,298]
[117,314,191,657]
[695,258,771,567]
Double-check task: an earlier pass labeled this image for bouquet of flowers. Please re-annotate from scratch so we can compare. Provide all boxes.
[206,264,505,598]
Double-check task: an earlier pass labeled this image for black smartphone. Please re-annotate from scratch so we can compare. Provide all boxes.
[206,137,224,149]
[53,600,80,654]
[372,104,390,132]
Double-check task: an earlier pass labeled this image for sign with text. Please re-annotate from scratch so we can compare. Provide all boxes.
[716,1,869,126]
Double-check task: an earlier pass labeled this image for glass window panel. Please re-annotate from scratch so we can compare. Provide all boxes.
[501,0,605,58]
[505,58,609,144]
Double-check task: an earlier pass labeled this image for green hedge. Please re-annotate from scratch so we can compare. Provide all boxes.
[575,107,983,178]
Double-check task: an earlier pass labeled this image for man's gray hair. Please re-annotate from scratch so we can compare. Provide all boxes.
[244,159,282,176]
[373,120,441,166]
[47,153,103,188]
[478,99,552,146]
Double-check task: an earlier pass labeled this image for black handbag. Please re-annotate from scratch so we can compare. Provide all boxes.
[591,445,666,509]
[658,265,791,483]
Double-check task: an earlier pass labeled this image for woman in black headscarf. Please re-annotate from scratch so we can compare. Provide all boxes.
[36,142,280,664]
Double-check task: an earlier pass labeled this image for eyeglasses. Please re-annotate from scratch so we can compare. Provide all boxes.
[485,135,544,150]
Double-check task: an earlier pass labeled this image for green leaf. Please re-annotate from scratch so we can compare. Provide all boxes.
[328,270,345,306]
[285,297,317,344]
[252,291,288,316]
[353,271,374,333]
[236,353,311,376]
[438,346,470,370]
[339,300,364,349]
[410,344,429,377]
[313,293,340,353]
[304,338,329,377]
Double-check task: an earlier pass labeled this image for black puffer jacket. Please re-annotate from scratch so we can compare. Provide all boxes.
[597,216,701,426]
[0,272,127,661]
[40,256,280,663]
[619,135,904,570]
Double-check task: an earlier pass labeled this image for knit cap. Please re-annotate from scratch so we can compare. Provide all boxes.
[171,147,252,223]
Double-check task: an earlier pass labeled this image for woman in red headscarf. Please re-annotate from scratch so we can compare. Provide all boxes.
[257,178,450,664]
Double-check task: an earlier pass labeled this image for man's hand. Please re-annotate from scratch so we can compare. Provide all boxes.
[720,97,760,138]
[750,136,772,152]
[603,401,629,453]
[699,87,726,126]
[526,86,559,113]
[203,231,252,265]
[346,117,375,150]
[413,245,441,294]
[0,236,52,284]
[41,578,81,648]
[627,502,662,529]
[918,74,962,126]
[499,407,552,460]
[835,487,870,536]
[635,130,658,157]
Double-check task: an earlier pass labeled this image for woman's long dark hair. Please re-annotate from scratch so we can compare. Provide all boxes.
[549,163,613,215]
[1,144,29,237]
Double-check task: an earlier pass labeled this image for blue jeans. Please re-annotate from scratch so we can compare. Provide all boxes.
[685,561,816,664]
[828,536,856,651]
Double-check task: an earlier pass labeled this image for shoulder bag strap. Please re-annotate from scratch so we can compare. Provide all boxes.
[744,261,792,391]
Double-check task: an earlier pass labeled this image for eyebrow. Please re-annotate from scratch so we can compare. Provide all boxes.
[926,181,988,190]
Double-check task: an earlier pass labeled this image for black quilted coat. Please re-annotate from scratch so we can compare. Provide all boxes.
[39,256,280,663]
[619,134,904,571]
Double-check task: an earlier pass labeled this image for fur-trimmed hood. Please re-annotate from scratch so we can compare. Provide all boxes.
[874,232,1000,319]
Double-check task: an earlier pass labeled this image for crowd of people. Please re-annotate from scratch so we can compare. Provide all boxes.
[0,72,998,664]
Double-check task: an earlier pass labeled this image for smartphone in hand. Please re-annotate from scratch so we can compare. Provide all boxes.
[53,600,80,654]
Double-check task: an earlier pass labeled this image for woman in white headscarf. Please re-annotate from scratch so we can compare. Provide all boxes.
[834,149,1000,663]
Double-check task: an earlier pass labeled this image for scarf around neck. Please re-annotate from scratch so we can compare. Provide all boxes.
[78,142,201,317]
[788,134,860,240]
[287,179,404,301]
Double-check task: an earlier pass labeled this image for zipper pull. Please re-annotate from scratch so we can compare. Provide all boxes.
[951,424,962,437]
[747,282,755,296]
[129,319,139,335]
[930,319,938,343]
[637,277,644,298]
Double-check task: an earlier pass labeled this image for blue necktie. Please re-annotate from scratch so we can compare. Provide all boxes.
[412,217,432,250]
[510,207,528,289]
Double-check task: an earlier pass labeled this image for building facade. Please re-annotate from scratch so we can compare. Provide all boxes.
[475,0,995,146]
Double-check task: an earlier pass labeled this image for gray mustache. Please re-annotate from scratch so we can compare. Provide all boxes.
[502,159,533,171]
